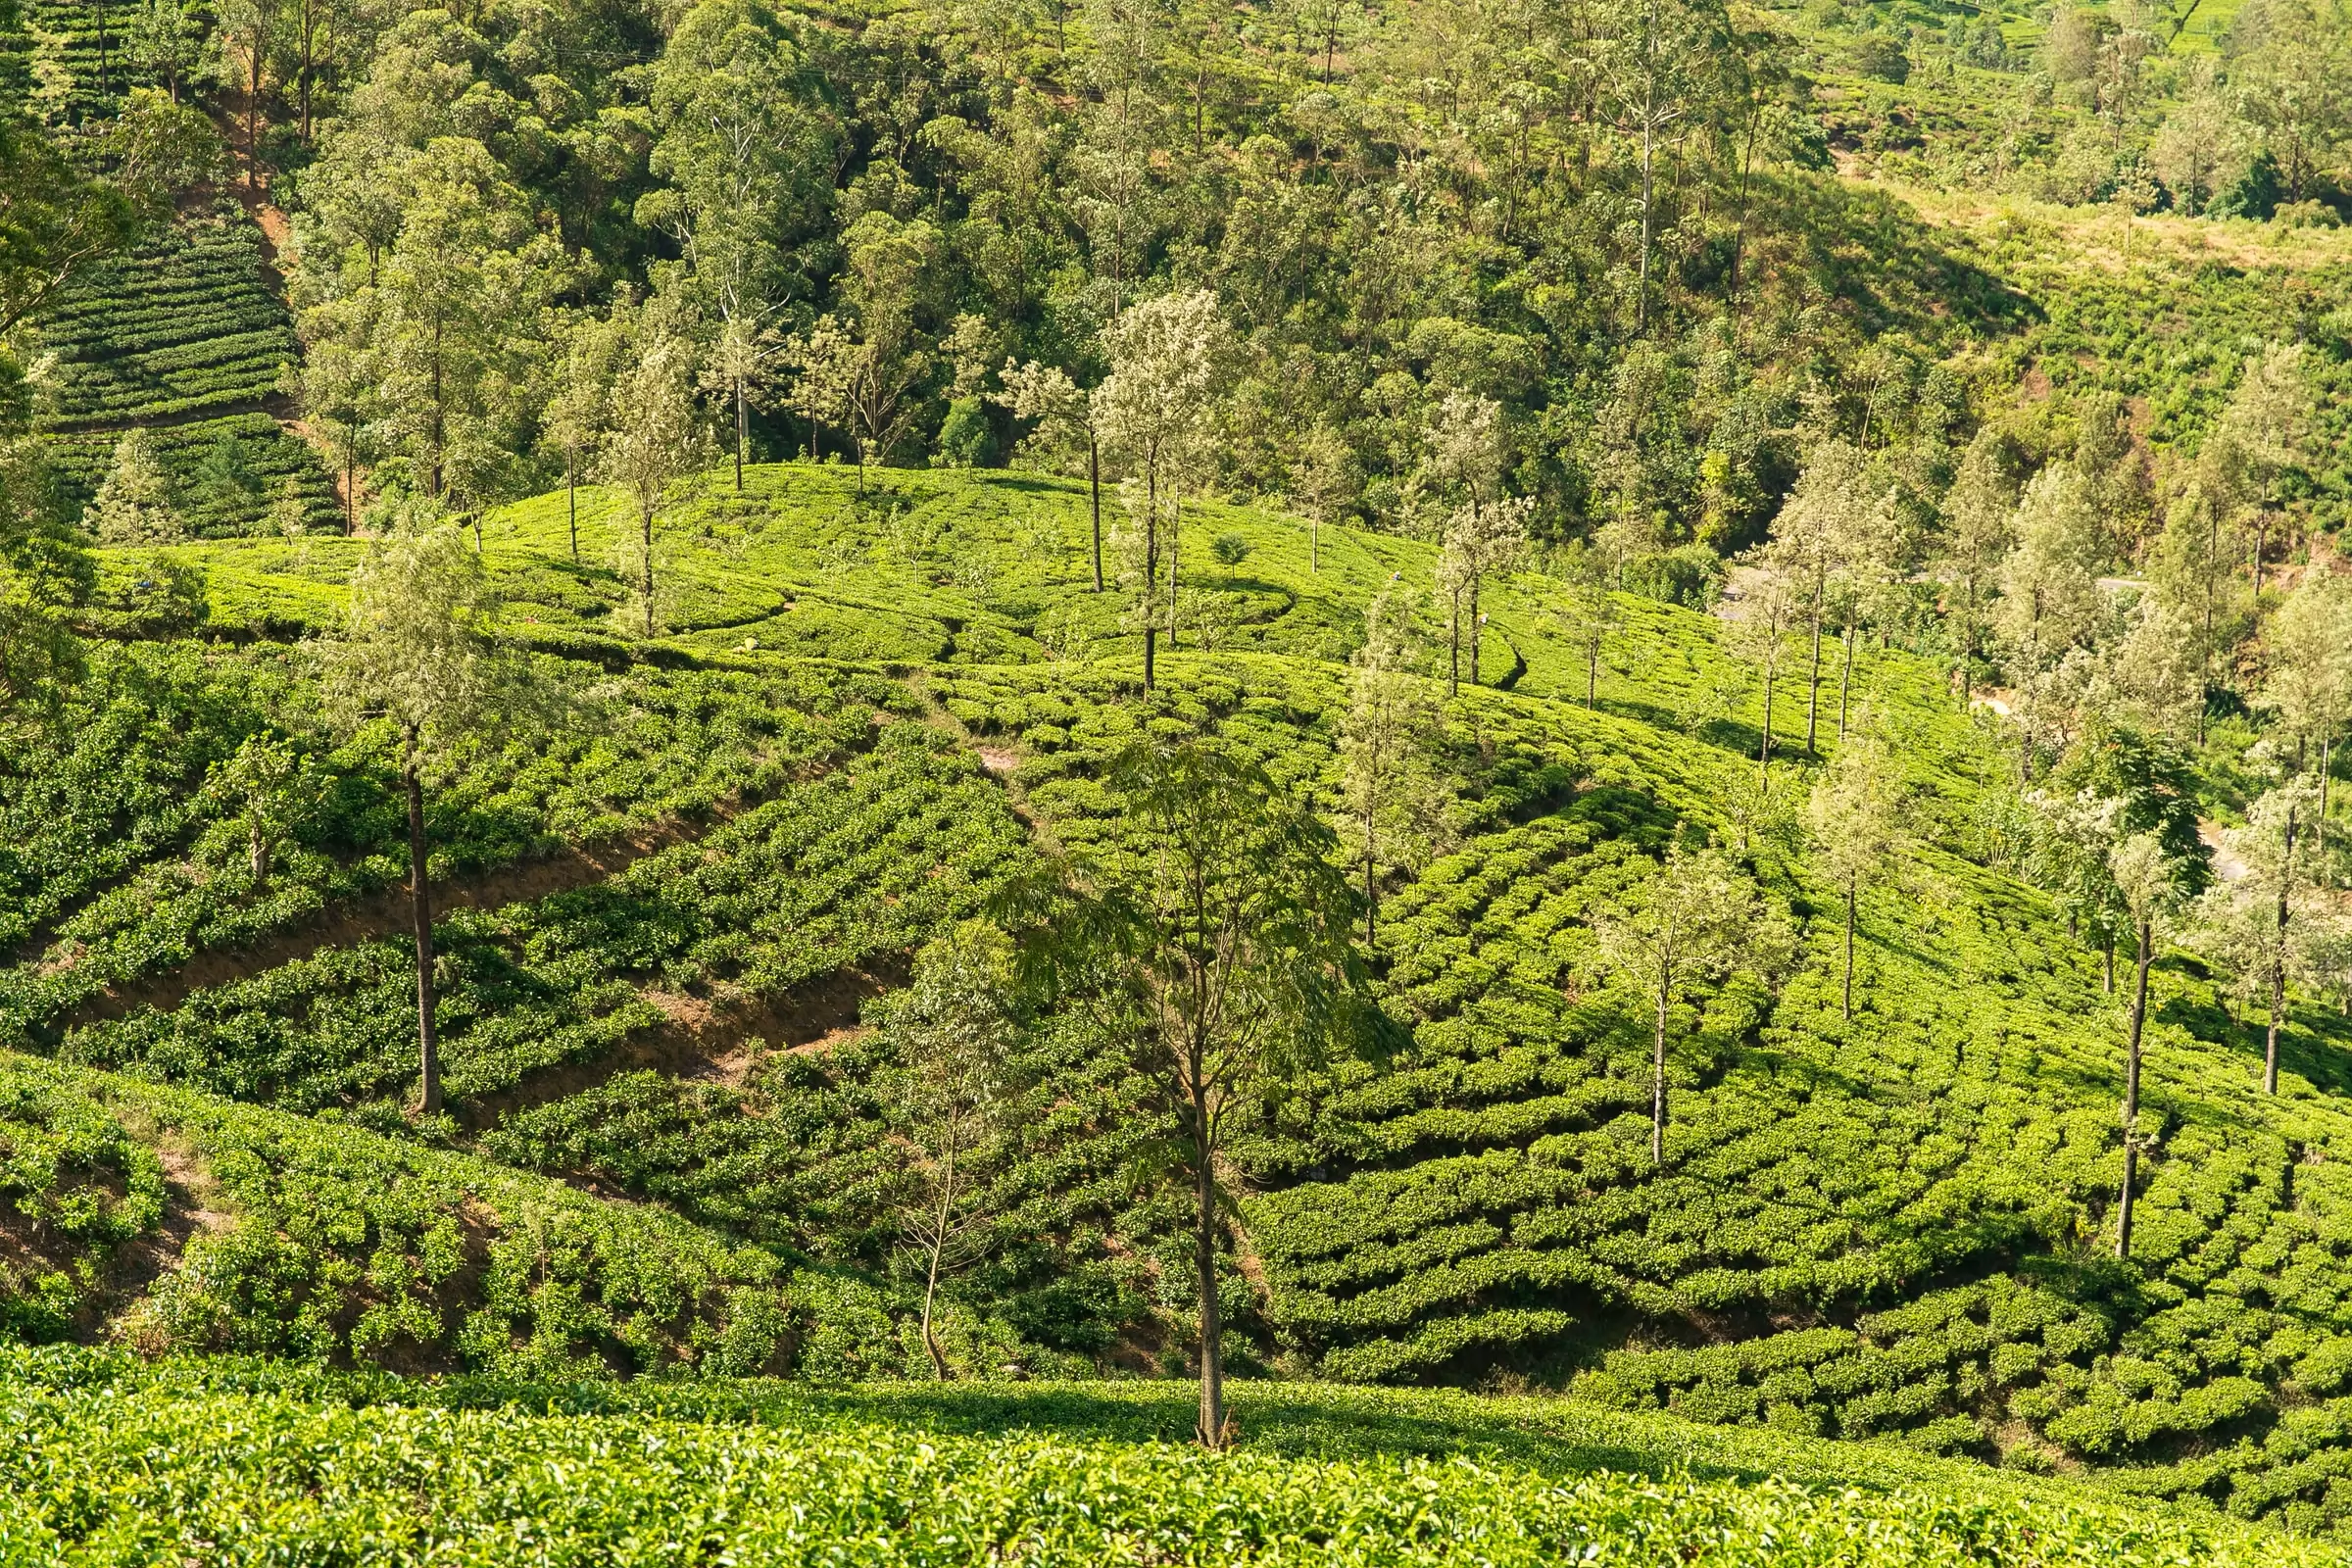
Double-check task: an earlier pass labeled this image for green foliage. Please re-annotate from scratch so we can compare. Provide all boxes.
[0,1344,2341,1565]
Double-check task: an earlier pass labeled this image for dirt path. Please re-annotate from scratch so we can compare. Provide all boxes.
[65,812,738,1029]
[462,958,905,1128]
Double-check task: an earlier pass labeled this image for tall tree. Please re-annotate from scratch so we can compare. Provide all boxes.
[837,212,945,491]
[1038,742,1359,1448]
[598,311,710,638]
[1995,464,2104,779]
[541,312,625,564]
[1552,546,1621,709]
[1938,430,2016,710]
[216,0,280,190]
[639,0,836,494]
[2261,572,2352,859]
[1807,723,1906,1019]
[306,140,559,507]
[2195,783,2319,1094]
[2149,466,2246,743]
[2213,344,2314,595]
[1725,567,1799,778]
[1592,845,1777,1164]
[1595,0,1739,332]
[1762,440,1879,755]
[1338,590,1445,945]
[1293,422,1355,576]
[886,920,1016,1380]
[1421,393,1519,691]
[324,522,538,1117]
[1092,289,1232,688]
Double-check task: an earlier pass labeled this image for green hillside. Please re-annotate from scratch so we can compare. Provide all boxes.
[15,0,2352,1551]
[0,466,2340,1544]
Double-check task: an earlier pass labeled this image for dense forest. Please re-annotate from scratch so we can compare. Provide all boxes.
[14,0,2352,1558]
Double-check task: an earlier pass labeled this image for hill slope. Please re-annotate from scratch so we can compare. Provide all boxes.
[5,466,2352,1539]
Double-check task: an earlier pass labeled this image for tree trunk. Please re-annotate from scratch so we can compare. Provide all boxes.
[1587,646,1598,708]
[566,453,579,562]
[734,375,747,493]
[2118,917,2150,1258]
[639,507,656,637]
[1636,0,1658,333]
[1842,875,1856,1019]
[1311,514,1319,573]
[2323,733,2333,880]
[1805,604,1823,754]
[921,1141,956,1380]
[1957,578,1976,713]
[2103,929,2115,995]
[1446,583,1461,699]
[405,745,440,1117]
[1468,578,1481,687]
[1167,493,1181,649]
[2269,806,2298,1094]
[1192,1102,1226,1449]
[1838,623,1855,740]
[1089,434,1104,592]
[1650,981,1669,1164]
[1143,461,1158,689]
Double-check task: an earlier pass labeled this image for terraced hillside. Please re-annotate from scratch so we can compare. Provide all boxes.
[26,205,338,537]
[2,466,2352,1541]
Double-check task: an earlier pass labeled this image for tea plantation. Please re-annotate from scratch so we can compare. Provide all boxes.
[0,465,2346,1555]
[23,204,339,537]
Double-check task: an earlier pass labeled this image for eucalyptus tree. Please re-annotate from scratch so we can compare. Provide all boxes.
[1807,723,1906,1019]
[1995,464,2104,780]
[1594,0,1740,332]
[2196,783,2321,1095]
[838,212,946,492]
[2260,573,2352,858]
[2109,830,2188,1259]
[638,0,837,494]
[1093,289,1233,688]
[1030,742,1360,1448]
[542,311,626,563]
[2212,344,2314,596]
[325,522,543,1117]
[1421,392,1520,690]
[887,920,1017,1381]
[1339,590,1446,945]
[599,310,710,638]
[1592,845,1780,1164]
[1761,439,1879,755]
[1551,545,1620,709]
[1939,430,2016,710]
